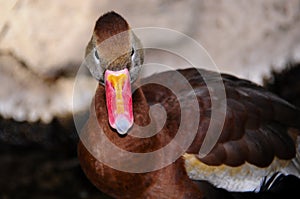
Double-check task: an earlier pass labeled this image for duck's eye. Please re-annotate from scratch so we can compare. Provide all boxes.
[130,48,135,57]
[95,50,100,60]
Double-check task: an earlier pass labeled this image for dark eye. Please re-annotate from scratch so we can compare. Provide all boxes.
[95,50,100,60]
[130,48,135,56]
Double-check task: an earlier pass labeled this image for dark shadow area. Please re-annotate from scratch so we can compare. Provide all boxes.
[264,62,300,108]
[0,116,111,199]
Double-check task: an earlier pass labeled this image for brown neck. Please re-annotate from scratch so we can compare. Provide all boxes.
[78,84,203,198]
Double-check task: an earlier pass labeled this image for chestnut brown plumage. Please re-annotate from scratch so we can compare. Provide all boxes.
[78,11,300,198]
[141,69,299,167]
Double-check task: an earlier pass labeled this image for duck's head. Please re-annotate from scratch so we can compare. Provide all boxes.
[85,11,144,135]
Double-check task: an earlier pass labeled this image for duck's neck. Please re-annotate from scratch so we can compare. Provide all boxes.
[78,84,203,198]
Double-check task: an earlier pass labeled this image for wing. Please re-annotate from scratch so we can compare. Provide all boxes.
[141,68,300,167]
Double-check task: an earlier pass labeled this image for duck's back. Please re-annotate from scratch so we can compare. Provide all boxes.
[140,68,300,191]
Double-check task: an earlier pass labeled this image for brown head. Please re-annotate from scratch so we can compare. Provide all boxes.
[85,11,144,134]
[85,11,144,83]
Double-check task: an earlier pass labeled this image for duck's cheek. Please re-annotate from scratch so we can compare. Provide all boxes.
[104,68,133,134]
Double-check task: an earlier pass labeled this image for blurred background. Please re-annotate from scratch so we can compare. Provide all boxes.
[0,0,300,198]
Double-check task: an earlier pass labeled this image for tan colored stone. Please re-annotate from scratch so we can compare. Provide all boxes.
[0,53,95,123]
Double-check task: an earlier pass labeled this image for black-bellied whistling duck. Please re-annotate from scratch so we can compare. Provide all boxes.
[77,11,300,198]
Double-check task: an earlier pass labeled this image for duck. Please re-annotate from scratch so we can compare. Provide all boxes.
[77,11,300,199]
